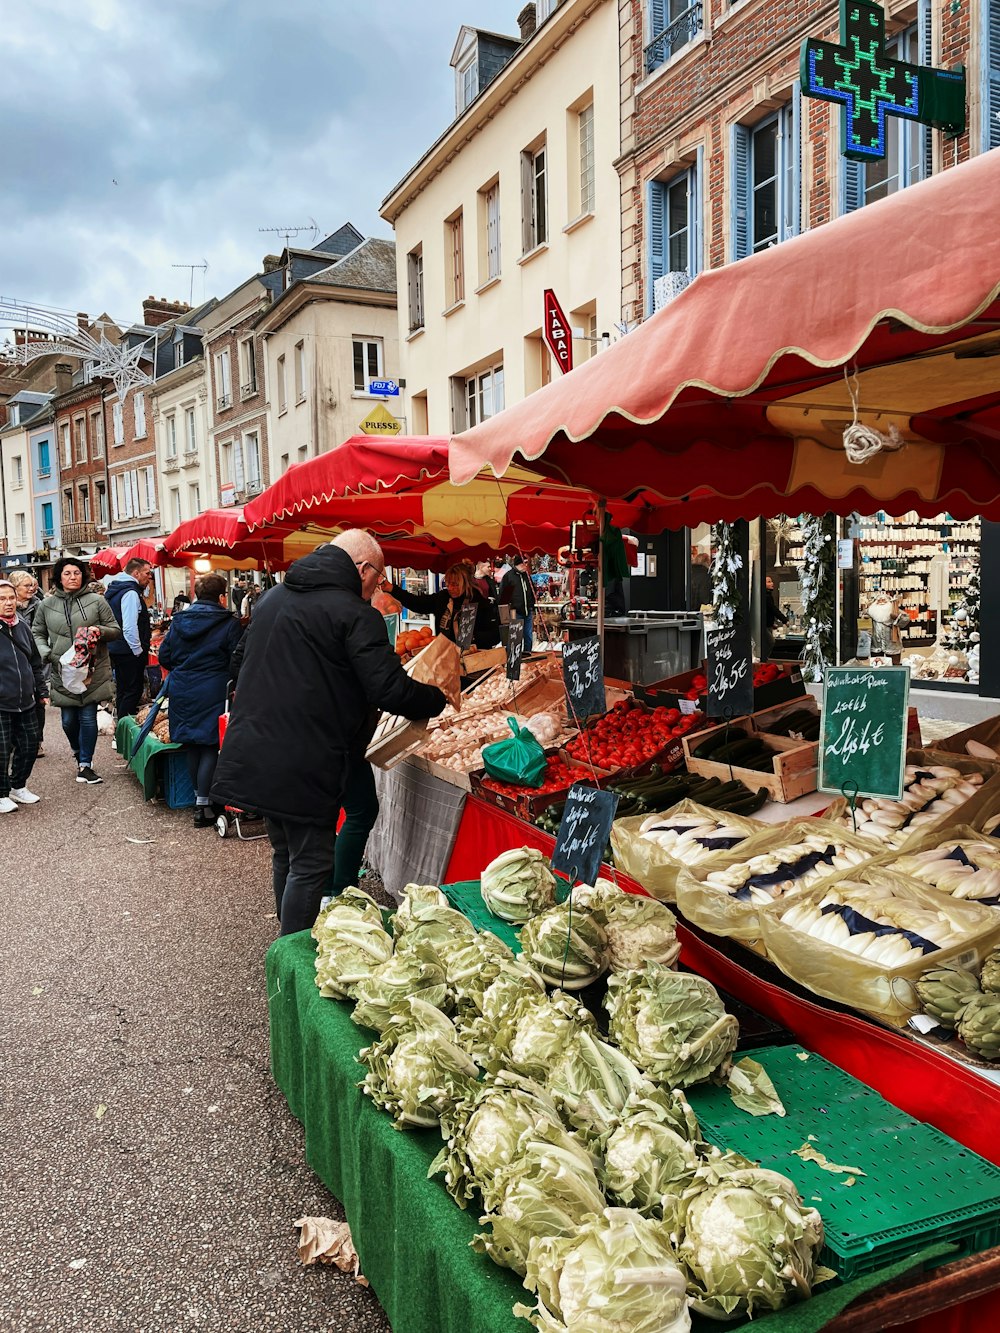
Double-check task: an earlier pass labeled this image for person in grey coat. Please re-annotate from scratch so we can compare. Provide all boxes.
[31,557,121,785]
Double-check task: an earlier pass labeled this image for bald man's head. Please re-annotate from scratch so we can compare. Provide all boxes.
[331,529,384,567]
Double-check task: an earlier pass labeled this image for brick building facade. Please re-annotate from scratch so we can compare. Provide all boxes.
[53,377,110,554]
[201,279,272,507]
[618,0,994,325]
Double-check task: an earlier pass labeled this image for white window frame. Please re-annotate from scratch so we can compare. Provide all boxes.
[112,402,124,446]
[447,211,465,306]
[456,52,478,113]
[15,513,26,545]
[13,455,23,488]
[407,247,424,332]
[465,363,505,428]
[579,103,595,215]
[243,430,262,492]
[133,391,147,439]
[170,486,182,528]
[185,407,197,453]
[276,354,287,413]
[142,465,156,515]
[74,416,87,462]
[63,489,75,524]
[485,182,501,281]
[240,336,257,395]
[61,422,72,467]
[166,414,178,458]
[96,483,108,528]
[353,337,384,393]
[91,410,104,458]
[78,483,91,522]
[188,482,201,515]
[294,340,306,403]
[215,349,232,411]
[521,142,548,252]
[730,89,801,260]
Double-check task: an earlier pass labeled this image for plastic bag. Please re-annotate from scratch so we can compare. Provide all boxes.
[58,644,89,695]
[482,717,548,788]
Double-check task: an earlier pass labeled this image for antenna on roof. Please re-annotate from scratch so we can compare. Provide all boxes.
[171,261,209,306]
[259,219,320,250]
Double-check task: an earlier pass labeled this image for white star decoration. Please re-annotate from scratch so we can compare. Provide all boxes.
[0,299,154,403]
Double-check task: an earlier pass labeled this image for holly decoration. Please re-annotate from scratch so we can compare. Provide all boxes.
[710,522,743,626]
[799,514,836,683]
[941,552,980,661]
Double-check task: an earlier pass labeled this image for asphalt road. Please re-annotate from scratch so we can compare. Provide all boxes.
[0,717,391,1333]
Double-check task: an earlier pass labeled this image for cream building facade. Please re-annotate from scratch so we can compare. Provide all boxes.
[152,355,214,534]
[254,238,400,477]
[380,0,621,437]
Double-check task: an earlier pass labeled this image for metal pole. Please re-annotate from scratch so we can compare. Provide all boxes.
[596,497,606,650]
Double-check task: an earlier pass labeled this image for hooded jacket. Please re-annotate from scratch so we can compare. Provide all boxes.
[31,589,122,707]
[0,614,44,713]
[210,544,446,824]
[104,572,152,658]
[157,600,242,746]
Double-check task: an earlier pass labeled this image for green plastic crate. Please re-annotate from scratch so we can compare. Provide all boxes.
[686,1044,1000,1280]
[442,878,572,954]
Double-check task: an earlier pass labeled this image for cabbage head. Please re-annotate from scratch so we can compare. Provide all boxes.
[312,893,394,1000]
[605,965,739,1087]
[602,1088,704,1215]
[456,960,548,1063]
[519,900,607,990]
[430,1071,572,1210]
[481,846,557,923]
[393,905,479,959]
[676,1166,825,1320]
[602,894,680,972]
[440,931,516,1011]
[514,1207,691,1333]
[351,943,449,1032]
[392,883,449,937]
[544,1027,648,1144]
[491,991,596,1080]
[473,1121,606,1275]
[359,998,480,1130]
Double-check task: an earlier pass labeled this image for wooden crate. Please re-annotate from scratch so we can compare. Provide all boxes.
[365,714,428,769]
[750,697,820,739]
[470,750,609,819]
[460,646,506,674]
[682,723,818,802]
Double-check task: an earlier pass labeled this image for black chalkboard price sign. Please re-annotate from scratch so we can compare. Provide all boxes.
[506,617,525,681]
[456,601,478,652]
[562,636,606,722]
[552,784,621,888]
[706,619,754,718]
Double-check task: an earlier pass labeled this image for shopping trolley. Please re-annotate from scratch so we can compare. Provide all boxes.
[214,689,267,840]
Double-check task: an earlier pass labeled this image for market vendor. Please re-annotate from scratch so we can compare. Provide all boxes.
[387,563,497,650]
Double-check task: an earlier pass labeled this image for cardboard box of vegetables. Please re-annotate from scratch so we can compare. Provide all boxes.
[759,866,1000,1027]
[674,818,877,946]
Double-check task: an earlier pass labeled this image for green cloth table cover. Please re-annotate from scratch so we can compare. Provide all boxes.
[114,715,182,801]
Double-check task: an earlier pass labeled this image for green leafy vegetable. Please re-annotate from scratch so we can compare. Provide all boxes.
[728,1057,787,1118]
[480,846,557,923]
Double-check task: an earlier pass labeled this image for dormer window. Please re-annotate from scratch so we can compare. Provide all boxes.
[457,54,478,112]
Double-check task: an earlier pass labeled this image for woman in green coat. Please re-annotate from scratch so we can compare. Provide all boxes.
[32,557,121,785]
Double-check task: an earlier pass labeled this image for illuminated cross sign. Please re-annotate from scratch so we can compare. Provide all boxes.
[800,0,965,161]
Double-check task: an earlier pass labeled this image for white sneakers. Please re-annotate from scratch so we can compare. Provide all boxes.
[10,787,40,804]
[0,797,16,814]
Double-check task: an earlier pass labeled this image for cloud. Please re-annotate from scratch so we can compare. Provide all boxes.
[1,0,517,328]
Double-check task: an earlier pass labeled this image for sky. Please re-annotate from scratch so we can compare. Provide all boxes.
[1,0,518,334]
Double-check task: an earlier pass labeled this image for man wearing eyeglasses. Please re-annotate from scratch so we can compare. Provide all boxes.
[212,529,446,935]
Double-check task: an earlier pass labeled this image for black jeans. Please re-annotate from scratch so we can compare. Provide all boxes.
[265,816,337,935]
[0,708,40,797]
[185,743,219,805]
[112,652,147,718]
[323,756,380,896]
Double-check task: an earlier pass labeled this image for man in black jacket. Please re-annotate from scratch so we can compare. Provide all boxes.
[212,530,447,934]
[499,554,536,652]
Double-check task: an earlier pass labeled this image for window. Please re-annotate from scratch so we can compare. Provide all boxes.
[240,337,257,395]
[537,0,557,17]
[353,338,384,393]
[74,417,87,462]
[232,438,245,492]
[133,391,147,439]
[484,182,501,282]
[220,440,233,486]
[62,489,74,524]
[141,467,156,515]
[185,407,197,453]
[465,364,505,428]
[79,484,91,522]
[447,212,465,306]
[91,411,104,458]
[15,513,26,545]
[731,90,801,259]
[174,338,185,370]
[521,142,548,252]
[986,0,1000,151]
[456,53,478,113]
[166,414,178,457]
[648,153,703,312]
[294,340,306,402]
[243,430,262,491]
[189,482,201,515]
[407,247,424,332]
[579,103,595,215]
[61,422,71,467]
[41,502,54,539]
[37,439,50,478]
[215,349,232,410]
[842,12,931,213]
[13,456,23,488]
[281,453,290,475]
[297,444,309,465]
[170,487,182,528]
[112,401,124,446]
[277,354,287,413]
[96,484,108,527]
[645,0,704,73]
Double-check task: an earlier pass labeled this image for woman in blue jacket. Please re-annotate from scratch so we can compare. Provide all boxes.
[158,574,242,826]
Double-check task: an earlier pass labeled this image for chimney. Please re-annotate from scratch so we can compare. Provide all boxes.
[54,362,73,396]
[142,296,191,328]
[517,3,536,39]
[262,254,282,274]
[77,312,89,331]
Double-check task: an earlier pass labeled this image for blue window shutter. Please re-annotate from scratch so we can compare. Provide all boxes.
[987,0,1000,151]
[840,159,865,215]
[789,81,802,236]
[647,179,667,314]
[730,124,751,260]
[691,146,704,275]
[647,0,666,72]
[918,0,933,177]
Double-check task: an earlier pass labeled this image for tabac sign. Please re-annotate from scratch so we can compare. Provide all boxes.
[801,0,965,161]
[543,288,573,375]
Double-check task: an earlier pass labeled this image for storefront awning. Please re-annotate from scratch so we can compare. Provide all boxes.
[449,149,1000,521]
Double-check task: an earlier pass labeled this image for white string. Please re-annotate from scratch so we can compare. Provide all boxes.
[841,366,905,464]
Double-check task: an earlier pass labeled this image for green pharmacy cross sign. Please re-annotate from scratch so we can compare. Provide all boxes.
[800,0,965,160]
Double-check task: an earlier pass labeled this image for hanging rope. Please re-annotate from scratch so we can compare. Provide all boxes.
[842,366,905,464]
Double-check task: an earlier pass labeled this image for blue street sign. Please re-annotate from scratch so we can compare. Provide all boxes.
[369,379,399,396]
